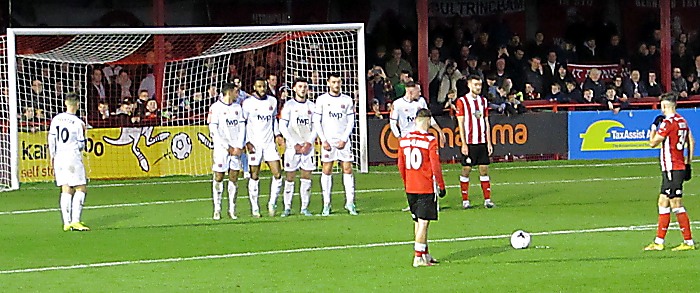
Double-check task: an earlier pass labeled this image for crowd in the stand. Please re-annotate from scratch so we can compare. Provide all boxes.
[366,17,700,117]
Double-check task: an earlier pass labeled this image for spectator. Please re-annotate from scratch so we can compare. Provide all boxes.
[393,70,412,99]
[672,43,694,76]
[138,67,156,100]
[564,80,583,103]
[493,58,509,88]
[505,89,526,115]
[604,34,627,65]
[401,39,417,73]
[578,88,596,104]
[20,106,39,133]
[601,86,624,114]
[113,98,138,126]
[623,70,648,98]
[542,51,562,89]
[557,40,578,65]
[436,60,463,108]
[462,55,483,80]
[134,89,150,117]
[646,71,663,97]
[579,37,600,63]
[370,45,388,69]
[385,48,412,88]
[506,34,523,56]
[472,32,495,66]
[266,73,280,99]
[102,64,122,85]
[448,28,468,61]
[671,67,689,99]
[545,83,569,103]
[427,48,445,100]
[526,31,548,60]
[455,45,472,73]
[508,48,527,91]
[487,85,507,115]
[523,82,540,100]
[553,66,575,90]
[582,68,606,100]
[115,71,133,98]
[647,44,661,73]
[523,56,544,94]
[266,51,283,79]
[693,55,700,78]
[630,43,651,78]
[88,67,108,115]
[610,75,627,99]
[432,36,450,62]
[97,101,110,122]
[483,74,499,98]
[687,74,700,95]
[367,65,390,110]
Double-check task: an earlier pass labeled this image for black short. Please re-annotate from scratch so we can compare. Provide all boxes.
[461,144,491,167]
[407,193,438,222]
[660,170,685,198]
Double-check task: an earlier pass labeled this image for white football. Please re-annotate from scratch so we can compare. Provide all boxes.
[171,132,192,160]
[510,230,531,249]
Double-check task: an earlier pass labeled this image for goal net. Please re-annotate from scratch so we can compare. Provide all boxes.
[3,24,367,189]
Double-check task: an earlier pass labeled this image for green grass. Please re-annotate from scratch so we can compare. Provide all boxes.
[1,158,700,292]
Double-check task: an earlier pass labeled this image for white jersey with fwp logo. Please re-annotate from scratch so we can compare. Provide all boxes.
[242,94,280,147]
[208,100,245,150]
[280,99,316,146]
[390,96,428,137]
[313,92,355,145]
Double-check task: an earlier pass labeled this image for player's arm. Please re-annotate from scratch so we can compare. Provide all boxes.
[312,102,327,143]
[208,106,221,142]
[340,104,355,143]
[78,122,87,151]
[455,99,468,155]
[687,130,695,164]
[47,121,58,161]
[485,114,493,155]
[429,139,446,191]
[397,145,406,183]
[430,117,446,148]
[278,106,293,142]
[389,104,401,138]
[649,119,668,148]
[234,116,246,150]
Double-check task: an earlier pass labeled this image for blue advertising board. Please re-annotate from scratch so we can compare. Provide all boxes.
[568,108,700,160]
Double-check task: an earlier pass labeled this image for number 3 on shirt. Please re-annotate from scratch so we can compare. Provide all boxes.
[677,130,688,151]
[403,147,422,170]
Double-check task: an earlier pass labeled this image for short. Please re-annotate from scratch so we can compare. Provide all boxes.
[54,159,87,187]
[407,193,438,222]
[212,147,242,173]
[320,143,353,163]
[461,143,490,167]
[660,170,685,198]
[247,143,281,166]
[284,148,315,172]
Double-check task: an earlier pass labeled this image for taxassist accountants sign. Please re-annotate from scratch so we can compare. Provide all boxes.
[569,109,700,159]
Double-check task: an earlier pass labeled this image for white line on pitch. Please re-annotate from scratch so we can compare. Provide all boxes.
[0,175,658,216]
[1,221,696,275]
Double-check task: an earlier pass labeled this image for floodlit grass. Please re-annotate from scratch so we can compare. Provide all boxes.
[1,159,699,291]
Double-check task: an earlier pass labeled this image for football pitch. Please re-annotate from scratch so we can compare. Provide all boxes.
[1,158,700,292]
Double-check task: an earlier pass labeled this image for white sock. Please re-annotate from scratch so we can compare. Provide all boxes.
[227,180,237,213]
[248,179,260,212]
[60,192,72,225]
[71,191,86,224]
[343,173,355,206]
[283,180,294,210]
[414,242,427,252]
[212,180,223,212]
[269,177,283,207]
[321,174,332,206]
[300,178,312,211]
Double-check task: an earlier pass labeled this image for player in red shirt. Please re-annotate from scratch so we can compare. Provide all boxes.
[645,93,695,251]
[455,75,494,209]
[398,108,447,267]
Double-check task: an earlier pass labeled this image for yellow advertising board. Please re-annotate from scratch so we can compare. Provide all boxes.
[22,125,216,182]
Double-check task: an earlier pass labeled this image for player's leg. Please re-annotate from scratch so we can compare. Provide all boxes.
[478,165,494,208]
[248,153,263,217]
[241,152,250,179]
[282,169,296,217]
[227,169,240,220]
[320,161,334,216]
[212,172,225,220]
[70,184,89,231]
[646,194,671,250]
[341,161,357,215]
[669,173,694,250]
[299,169,313,216]
[59,185,74,231]
[413,219,431,267]
[267,160,284,217]
[460,149,473,209]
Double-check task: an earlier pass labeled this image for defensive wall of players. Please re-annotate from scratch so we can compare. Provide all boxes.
[17,108,700,182]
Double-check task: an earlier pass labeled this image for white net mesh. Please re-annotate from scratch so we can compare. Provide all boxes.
[0,36,12,190]
[6,25,365,184]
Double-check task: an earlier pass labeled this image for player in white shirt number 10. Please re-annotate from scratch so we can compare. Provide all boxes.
[313,73,358,216]
[279,78,317,217]
[48,94,90,232]
[209,83,246,220]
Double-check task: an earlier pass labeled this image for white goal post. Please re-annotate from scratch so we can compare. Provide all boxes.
[2,23,368,191]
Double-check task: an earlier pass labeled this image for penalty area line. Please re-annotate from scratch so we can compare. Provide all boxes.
[1,221,697,275]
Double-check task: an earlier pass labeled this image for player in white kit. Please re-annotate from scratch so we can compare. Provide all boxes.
[313,73,358,216]
[209,83,246,220]
[390,81,446,212]
[48,94,90,231]
[242,78,285,217]
[279,78,316,217]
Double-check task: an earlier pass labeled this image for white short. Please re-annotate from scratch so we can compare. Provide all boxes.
[284,148,315,172]
[247,143,281,166]
[54,159,87,187]
[212,147,242,173]
[320,144,353,163]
